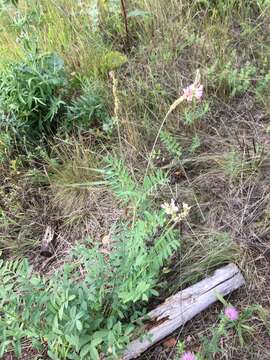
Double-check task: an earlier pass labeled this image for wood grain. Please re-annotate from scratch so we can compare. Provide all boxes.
[123,263,245,359]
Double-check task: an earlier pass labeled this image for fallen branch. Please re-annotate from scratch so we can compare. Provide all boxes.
[123,263,245,359]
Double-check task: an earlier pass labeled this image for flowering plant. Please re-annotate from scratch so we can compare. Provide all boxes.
[176,305,239,360]
[161,199,191,222]
[183,83,203,102]
[175,302,266,360]
[224,306,239,321]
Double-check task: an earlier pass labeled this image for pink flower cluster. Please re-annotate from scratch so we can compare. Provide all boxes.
[183,83,203,102]
[179,306,239,360]
[224,306,239,321]
[181,351,196,360]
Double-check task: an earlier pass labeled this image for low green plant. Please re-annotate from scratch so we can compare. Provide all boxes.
[220,148,263,180]
[0,156,181,359]
[65,80,111,133]
[222,150,243,178]
[189,134,201,154]
[176,299,269,360]
[207,60,256,97]
[0,131,12,163]
[160,130,182,159]
[256,69,270,95]
[256,69,270,114]
[0,51,67,140]
[183,102,209,126]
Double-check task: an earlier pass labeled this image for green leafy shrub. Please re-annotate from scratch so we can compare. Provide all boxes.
[256,69,270,93]
[0,52,67,140]
[65,80,111,132]
[189,134,201,154]
[0,157,180,359]
[99,50,127,75]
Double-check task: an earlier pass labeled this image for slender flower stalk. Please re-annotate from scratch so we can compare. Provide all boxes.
[144,70,203,179]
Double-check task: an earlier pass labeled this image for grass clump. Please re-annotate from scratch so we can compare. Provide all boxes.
[48,139,106,223]
[0,176,43,254]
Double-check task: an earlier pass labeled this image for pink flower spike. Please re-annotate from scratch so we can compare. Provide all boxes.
[182,82,203,102]
[195,84,203,100]
[224,306,239,321]
[181,351,196,360]
[183,84,194,102]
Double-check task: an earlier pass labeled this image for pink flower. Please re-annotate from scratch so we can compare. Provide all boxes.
[195,85,203,100]
[183,84,203,102]
[181,351,196,360]
[183,85,194,102]
[224,306,239,321]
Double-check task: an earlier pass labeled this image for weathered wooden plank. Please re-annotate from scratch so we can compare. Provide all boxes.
[123,263,245,360]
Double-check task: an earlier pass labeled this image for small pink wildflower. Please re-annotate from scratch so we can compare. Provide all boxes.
[180,351,196,360]
[183,83,204,102]
[224,306,239,321]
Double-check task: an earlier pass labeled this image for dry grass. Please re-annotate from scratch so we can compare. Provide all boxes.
[47,137,123,246]
[0,0,127,75]
[111,2,270,358]
[1,0,270,358]
[0,169,48,255]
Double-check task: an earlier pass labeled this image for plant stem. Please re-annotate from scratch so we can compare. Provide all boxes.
[120,0,129,50]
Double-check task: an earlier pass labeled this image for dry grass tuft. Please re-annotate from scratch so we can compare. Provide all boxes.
[48,137,123,245]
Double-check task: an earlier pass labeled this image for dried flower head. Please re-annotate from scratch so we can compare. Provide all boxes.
[175,202,191,222]
[182,202,191,217]
[161,199,179,216]
[181,351,196,360]
[224,306,239,321]
[161,200,191,222]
